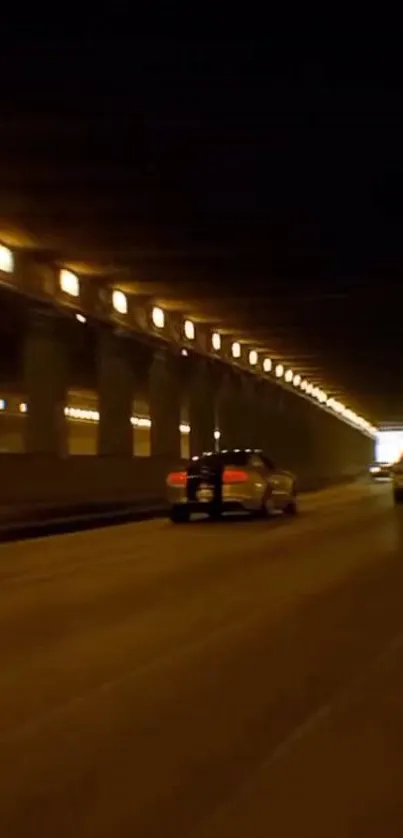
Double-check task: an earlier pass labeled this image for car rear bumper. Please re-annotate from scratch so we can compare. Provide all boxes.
[170,499,255,515]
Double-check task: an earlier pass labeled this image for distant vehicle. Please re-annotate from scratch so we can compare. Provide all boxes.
[369,462,392,480]
[166,448,297,523]
[391,457,403,503]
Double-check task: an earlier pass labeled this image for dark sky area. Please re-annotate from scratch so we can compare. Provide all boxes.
[0,25,402,424]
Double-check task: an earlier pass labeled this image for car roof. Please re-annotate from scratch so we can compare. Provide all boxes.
[190,448,263,462]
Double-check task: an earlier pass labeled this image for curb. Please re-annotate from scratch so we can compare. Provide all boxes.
[0,476,364,544]
[0,503,168,543]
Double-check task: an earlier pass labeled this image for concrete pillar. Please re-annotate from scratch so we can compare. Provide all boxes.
[253,379,273,450]
[255,380,287,459]
[23,308,68,455]
[217,370,244,450]
[239,374,266,449]
[188,357,216,456]
[97,328,135,456]
[149,349,181,459]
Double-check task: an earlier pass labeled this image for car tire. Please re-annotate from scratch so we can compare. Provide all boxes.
[394,490,403,505]
[285,498,298,516]
[169,505,190,524]
[261,489,275,518]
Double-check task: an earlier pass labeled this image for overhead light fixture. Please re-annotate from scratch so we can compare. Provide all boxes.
[212,332,221,351]
[75,313,86,324]
[263,358,272,373]
[333,400,345,414]
[249,350,258,366]
[181,348,188,357]
[0,244,13,274]
[112,290,128,315]
[152,306,165,329]
[275,363,284,378]
[184,319,195,340]
[231,341,241,359]
[60,269,79,297]
[19,402,27,413]
[285,369,293,383]
[293,374,301,387]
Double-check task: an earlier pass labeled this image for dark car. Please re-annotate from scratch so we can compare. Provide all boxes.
[369,462,391,480]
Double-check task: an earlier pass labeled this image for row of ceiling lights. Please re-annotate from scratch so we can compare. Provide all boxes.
[0,245,377,437]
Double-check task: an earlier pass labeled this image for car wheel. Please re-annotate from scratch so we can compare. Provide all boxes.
[261,489,275,518]
[285,498,298,516]
[169,505,190,524]
[394,490,403,505]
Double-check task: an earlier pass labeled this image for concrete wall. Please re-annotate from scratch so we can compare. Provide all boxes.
[0,293,374,511]
[0,454,183,508]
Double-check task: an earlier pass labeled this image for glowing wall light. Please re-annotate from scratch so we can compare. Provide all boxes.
[263,358,272,373]
[212,332,221,351]
[152,306,165,329]
[275,363,284,378]
[60,269,79,297]
[112,290,128,315]
[0,244,13,274]
[231,341,241,359]
[293,374,301,387]
[249,350,258,366]
[285,369,293,383]
[184,319,195,340]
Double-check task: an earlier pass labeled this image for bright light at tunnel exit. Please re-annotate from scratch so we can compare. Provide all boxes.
[375,430,403,464]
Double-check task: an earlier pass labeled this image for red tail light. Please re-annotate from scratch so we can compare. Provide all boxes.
[167,471,187,487]
[223,467,248,484]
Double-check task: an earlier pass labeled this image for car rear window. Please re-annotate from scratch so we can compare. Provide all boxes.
[192,451,250,468]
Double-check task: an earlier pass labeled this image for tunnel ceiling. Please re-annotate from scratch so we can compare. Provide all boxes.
[1,33,402,426]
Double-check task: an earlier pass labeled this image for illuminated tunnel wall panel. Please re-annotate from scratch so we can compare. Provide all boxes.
[0,391,191,457]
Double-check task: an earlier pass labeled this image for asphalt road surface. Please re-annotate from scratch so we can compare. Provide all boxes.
[1,481,403,837]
